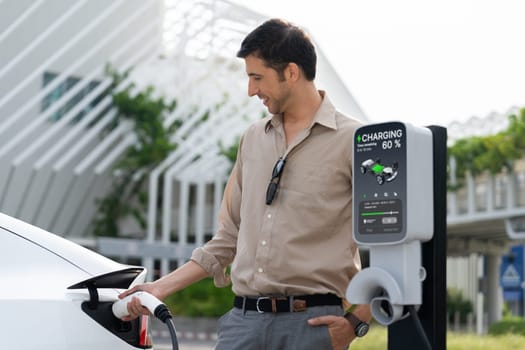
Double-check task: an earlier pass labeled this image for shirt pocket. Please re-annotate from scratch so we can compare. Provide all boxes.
[284,163,340,199]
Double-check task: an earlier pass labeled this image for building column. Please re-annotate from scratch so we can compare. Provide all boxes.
[486,253,503,324]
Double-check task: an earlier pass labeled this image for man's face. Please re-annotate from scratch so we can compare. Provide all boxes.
[244,55,290,115]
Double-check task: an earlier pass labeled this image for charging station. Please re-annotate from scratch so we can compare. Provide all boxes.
[347,122,446,349]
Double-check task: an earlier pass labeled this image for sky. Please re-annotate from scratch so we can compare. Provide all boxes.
[230,0,525,127]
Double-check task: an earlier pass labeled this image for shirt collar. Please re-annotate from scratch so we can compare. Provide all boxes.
[265,90,337,133]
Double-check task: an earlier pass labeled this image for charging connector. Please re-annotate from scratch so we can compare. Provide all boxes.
[113,291,179,350]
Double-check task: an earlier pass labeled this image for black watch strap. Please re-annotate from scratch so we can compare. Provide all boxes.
[344,312,370,337]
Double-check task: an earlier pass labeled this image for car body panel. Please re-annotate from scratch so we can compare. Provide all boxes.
[4,299,141,349]
[0,212,151,349]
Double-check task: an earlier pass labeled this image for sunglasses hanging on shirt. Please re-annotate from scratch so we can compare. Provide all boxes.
[266,157,286,205]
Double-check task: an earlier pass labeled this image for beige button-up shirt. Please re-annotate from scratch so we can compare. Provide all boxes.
[191,91,363,298]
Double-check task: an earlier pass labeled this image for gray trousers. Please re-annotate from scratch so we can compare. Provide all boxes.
[215,304,344,350]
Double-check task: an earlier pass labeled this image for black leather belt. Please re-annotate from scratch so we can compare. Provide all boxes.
[234,294,342,313]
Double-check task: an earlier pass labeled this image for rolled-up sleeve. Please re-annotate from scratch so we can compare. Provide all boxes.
[190,136,243,287]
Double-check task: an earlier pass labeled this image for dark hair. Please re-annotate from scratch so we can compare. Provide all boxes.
[237,18,317,81]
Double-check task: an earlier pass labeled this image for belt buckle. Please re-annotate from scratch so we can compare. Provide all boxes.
[256,297,270,313]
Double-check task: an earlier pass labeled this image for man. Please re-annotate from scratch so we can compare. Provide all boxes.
[120,18,371,349]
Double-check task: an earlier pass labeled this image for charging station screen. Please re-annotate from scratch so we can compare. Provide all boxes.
[353,122,407,243]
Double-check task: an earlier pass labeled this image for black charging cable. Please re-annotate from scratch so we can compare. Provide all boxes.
[408,305,431,350]
[154,304,179,350]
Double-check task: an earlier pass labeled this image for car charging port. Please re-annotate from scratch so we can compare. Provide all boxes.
[67,268,153,348]
[81,301,152,348]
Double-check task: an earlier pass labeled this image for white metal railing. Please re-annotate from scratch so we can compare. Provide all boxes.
[0,0,156,164]
[0,1,121,110]
[0,1,88,82]
[0,4,158,147]
[448,166,525,225]
[0,0,45,44]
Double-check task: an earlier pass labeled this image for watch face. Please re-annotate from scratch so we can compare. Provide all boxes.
[356,323,369,337]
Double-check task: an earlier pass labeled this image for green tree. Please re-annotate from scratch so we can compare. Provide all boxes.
[448,108,525,189]
[92,69,178,237]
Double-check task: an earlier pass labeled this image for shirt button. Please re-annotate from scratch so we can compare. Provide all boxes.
[258,267,264,273]
[261,240,267,246]
[267,214,272,219]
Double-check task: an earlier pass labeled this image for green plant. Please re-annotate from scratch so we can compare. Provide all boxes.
[447,287,473,323]
[488,316,525,336]
[163,278,235,317]
[92,67,178,237]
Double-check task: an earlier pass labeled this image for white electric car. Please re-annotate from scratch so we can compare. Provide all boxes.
[0,212,153,349]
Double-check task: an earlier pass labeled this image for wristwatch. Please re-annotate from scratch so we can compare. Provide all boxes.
[344,312,370,337]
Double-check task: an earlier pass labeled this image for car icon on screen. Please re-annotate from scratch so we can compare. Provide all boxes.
[360,159,399,185]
